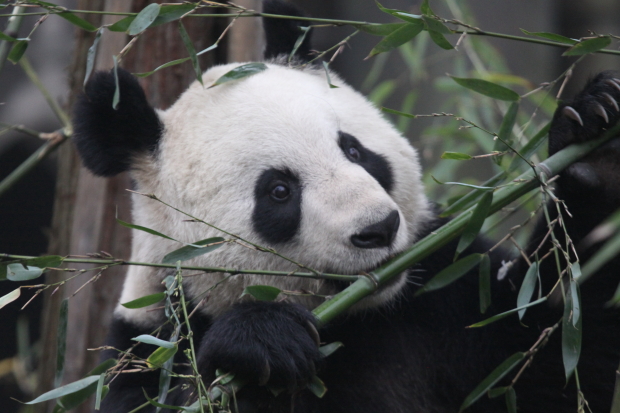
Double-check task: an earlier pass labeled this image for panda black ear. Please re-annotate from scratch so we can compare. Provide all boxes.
[262,0,313,62]
[72,68,162,177]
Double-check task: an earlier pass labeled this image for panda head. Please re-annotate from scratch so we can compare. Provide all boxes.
[73,3,432,323]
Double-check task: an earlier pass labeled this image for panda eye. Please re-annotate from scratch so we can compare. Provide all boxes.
[346,146,361,162]
[270,184,290,202]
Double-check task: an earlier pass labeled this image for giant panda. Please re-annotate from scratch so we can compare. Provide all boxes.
[72,1,620,412]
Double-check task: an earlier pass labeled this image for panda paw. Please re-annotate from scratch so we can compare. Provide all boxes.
[549,71,620,205]
[197,301,321,390]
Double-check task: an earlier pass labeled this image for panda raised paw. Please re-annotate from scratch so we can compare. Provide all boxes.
[197,301,322,390]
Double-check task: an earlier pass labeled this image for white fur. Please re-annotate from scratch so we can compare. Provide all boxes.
[115,63,432,325]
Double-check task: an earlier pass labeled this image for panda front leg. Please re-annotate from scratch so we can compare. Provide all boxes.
[194,301,322,412]
[549,71,620,231]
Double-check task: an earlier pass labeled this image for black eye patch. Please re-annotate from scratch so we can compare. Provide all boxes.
[338,132,394,192]
[252,169,302,244]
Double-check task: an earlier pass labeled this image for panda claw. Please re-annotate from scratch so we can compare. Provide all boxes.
[594,102,609,123]
[603,92,620,112]
[562,106,583,126]
[305,320,321,347]
[605,79,620,92]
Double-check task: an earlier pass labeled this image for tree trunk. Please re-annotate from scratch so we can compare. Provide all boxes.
[38,1,223,412]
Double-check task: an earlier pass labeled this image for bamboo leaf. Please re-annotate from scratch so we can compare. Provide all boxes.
[84,28,104,86]
[366,23,424,58]
[563,36,611,56]
[8,40,28,64]
[516,262,538,320]
[128,3,161,36]
[109,4,196,32]
[162,237,225,264]
[147,345,178,369]
[241,285,282,301]
[562,281,582,381]
[116,218,176,242]
[353,23,408,36]
[422,16,451,35]
[289,26,311,61]
[209,63,268,88]
[428,30,454,50]
[24,255,64,269]
[392,12,424,25]
[479,254,491,314]
[322,61,339,89]
[505,387,517,413]
[307,375,327,398]
[319,342,343,357]
[382,106,417,119]
[456,192,493,257]
[494,101,519,153]
[374,1,405,15]
[0,264,6,281]
[420,0,434,16]
[53,358,116,411]
[178,21,202,85]
[415,254,482,296]
[55,299,69,388]
[57,11,97,31]
[0,32,17,42]
[141,388,188,410]
[431,175,495,190]
[121,293,166,309]
[441,152,472,160]
[132,334,176,349]
[94,375,107,410]
[134,44,217,78]
[0,288,21,310]
[488,387,507,398]
[451,77,520,101]
[520,29,576,45]
[468,298,547,328]
[459,352,526,412]
[27,376,100,404]
[7,263,42,281]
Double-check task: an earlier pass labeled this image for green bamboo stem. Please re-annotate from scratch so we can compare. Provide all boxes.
[0,5,25,73]
[312,131,617,325]
[0,253,358,282]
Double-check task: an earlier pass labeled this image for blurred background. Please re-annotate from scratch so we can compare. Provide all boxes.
[1,0,619,411]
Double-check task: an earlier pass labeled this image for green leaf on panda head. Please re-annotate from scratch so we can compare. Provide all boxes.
[128,3,161,36]
[562,36,611,56]
[121,292,166,309]
[451,77,520,102]
[208,63,268,88]
[162,237,226,264]
[241,285,282,301]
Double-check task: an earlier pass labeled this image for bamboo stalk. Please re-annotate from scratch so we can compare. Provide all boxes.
[313,129,617,325]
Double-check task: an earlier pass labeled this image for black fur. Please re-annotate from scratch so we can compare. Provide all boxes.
[338,132,394,192]
[252,168,302,244]
[263,0,313,62]
[73,68,162,177]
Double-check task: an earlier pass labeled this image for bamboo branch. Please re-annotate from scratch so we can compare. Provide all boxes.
[312,127,619,325]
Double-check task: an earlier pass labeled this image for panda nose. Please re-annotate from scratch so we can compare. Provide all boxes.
[350,211,400,249]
